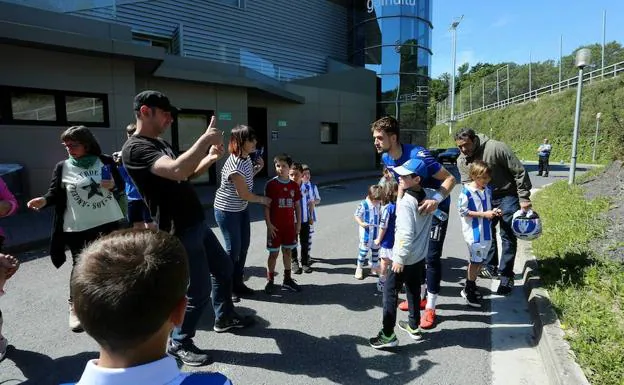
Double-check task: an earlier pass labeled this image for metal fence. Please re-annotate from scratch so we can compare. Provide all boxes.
[435,60,624,125]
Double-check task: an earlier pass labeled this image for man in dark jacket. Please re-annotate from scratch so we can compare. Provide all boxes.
[455,128,532,295]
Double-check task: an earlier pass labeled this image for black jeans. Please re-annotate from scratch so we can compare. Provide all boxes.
[64,221,120,299]
[292,222,311,267]
[424,214,448,294]
[538,156,550,175]
[382,260,425,336]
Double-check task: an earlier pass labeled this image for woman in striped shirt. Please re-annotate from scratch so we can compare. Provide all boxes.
[214,125,271,302]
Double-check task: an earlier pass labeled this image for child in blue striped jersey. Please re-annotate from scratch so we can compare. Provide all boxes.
[353,185,384,280]
[457,160,501,308]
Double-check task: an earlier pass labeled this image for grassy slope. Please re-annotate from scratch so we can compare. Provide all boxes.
[429,76,624,163]
[531,172,624,385]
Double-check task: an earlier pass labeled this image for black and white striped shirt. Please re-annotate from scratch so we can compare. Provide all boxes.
[214,154,254,212]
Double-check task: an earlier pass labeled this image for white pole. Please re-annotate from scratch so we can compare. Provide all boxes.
[506,64,510,101]
[570,64,588,184]
[448,16,463,135]
[602,10,606,78]
[529,50,532,92]
[449,25,458,134]
[592,112,601,162]
[482,78,485,108]
[559,35,563,86]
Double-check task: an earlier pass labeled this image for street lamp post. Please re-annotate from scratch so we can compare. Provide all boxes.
[448,15,463,135]
[569,48,592,184]
[593,112,601,162]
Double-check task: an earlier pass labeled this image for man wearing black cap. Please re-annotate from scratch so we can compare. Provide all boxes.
[121,90,254,367]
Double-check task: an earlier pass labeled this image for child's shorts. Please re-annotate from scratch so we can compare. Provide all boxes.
[467,242,491,264]
[267,224,297,252]
[379,247,393,260]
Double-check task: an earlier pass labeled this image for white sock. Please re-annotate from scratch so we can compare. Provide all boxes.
[426,292,438,309]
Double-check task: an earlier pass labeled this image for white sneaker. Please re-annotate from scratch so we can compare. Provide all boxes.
[0,337,8,362]
[69,305,84,333]
[354,266,364,280]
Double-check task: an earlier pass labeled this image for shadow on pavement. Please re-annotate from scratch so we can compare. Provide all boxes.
[209,312,436,385]
[203,280,382,315]
[5,347,97,385]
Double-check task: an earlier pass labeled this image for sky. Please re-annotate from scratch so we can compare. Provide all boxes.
[431,0,624,78]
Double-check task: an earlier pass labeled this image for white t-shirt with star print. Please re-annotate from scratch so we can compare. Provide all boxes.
[62,159,123,232]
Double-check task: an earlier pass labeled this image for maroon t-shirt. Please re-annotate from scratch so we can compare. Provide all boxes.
[264,177,301,230]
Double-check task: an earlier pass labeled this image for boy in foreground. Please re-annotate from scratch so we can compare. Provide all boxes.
[65,229,232,384]
[369,159,434,348]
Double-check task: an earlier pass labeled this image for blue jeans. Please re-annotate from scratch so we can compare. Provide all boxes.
[485,195,520,279]
[214,208,250,289]
[424,209,449,294]
[172,221,233,344]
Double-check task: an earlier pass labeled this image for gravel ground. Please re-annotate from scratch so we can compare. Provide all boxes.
[581,160,624,262]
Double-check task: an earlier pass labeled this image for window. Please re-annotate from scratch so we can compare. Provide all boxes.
[171,110,216,185]
[65,95,105,123]
[214,0,245,8]
[132,32,173,53]
[10,91,57,121]
[0,86,109,127]
[320,122,338,144]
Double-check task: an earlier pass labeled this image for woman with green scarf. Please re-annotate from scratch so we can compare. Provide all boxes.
[26,125,124,332]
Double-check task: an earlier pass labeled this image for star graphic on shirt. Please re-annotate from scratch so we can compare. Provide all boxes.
[82,177,104,199]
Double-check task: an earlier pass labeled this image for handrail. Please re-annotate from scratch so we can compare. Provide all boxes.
[436,60,624,125]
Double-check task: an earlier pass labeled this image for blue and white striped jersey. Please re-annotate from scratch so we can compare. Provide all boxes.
[457,184,493,245]
[355,198,381,243]
[301,181,320,222]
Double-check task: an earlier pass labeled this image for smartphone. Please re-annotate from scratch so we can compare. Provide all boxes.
[101,165,112,180]
[251,147,264,162]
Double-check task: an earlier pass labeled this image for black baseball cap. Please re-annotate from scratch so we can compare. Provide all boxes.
[133,90,178,113]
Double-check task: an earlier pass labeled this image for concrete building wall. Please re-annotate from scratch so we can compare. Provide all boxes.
[70,0,348,81]
[0,44,135,195]
[248,77,377,173]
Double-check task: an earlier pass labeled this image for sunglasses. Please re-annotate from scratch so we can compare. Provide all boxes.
[62,142,83,149]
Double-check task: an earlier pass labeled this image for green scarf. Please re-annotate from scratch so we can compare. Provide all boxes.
[69,155,99,169]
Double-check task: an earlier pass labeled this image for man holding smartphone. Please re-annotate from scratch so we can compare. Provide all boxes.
[122,91,254,367]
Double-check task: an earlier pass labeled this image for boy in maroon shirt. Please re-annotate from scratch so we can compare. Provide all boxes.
[264,154,302,294]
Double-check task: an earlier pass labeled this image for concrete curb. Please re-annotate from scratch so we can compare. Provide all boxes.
[5,172,381,254]
[519,241,590,385]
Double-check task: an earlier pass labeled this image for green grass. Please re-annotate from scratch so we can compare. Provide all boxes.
[429,75,624,163]
[531,179,624,385]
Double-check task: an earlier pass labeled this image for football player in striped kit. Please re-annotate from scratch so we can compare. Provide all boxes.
[353,185,384,280]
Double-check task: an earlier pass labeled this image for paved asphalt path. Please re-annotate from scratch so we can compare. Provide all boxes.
[0,163,577,385]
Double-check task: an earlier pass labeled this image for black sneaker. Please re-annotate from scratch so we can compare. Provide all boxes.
[302,264,312,274]
[167,341,212,367]
[479,265,498,279]
[282,277,302,292]
[293,266,303,275]
[369,330,398,349]
[231,292,240,303]
[461,288,482,308]
[496,277,514,296]
[214,313,255,333]
[234,283,255,297]
[265,280,276,294]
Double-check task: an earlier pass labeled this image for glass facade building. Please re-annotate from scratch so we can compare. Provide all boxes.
[349,0,432,143]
